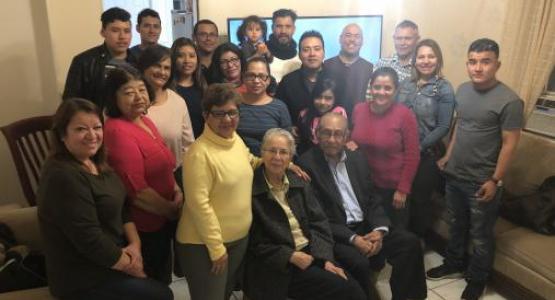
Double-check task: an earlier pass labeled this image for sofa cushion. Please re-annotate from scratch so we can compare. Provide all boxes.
[0,207,41,252]
[0,287,55,300]
[496,226,555,284]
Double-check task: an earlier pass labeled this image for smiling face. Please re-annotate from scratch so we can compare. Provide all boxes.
[175,45,198,78]
[116,79,150,120]
[137,16,161,45]
[204,101,239,139]
[393,26,419,59]
[314,89,335,114]
[62,112,103,162]
[244,61,270,95]
[340,24,363,57]
[261,135,292,178]
[299,36,324,71]
[143,56,171,90]
[272,16,295,45]
[219,51,242,83]
[101,20,132,57]
[415,45,438,79]
[370,75,396,113]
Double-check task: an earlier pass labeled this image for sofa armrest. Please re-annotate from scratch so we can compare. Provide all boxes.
[0,206,42,252]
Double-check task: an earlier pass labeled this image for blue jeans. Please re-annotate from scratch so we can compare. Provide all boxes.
[444,178,502,282]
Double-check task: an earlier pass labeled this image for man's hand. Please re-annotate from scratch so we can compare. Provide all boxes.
[324,261,347,280]
[436,156,449,171]
[476,180,497,202]
[363,231,384,256]
[289,251,314,270]
[211,253,228,275]
[392,190,407,209]
[353,235,374,257]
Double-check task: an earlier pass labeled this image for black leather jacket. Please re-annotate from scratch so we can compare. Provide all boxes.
[62,43,136,109]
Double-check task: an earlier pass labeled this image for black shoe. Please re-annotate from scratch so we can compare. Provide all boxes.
[461,281,486,300]
[425,264,463,281]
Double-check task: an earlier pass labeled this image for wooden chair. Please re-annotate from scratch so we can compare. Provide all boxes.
[1,116,53,206]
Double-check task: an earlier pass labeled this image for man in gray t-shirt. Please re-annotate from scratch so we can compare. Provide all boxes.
[426,38,523,300]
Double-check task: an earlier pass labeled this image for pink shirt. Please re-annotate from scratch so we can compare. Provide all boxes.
[299,106,347,144]
[104,116,176,232]
[351,102,420,194]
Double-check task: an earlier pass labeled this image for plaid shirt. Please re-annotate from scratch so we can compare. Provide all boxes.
[365,53,413,99]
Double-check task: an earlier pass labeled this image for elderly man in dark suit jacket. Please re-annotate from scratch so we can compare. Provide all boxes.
[298,112,427,300]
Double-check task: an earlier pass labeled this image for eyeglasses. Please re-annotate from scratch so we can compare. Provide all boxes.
[318,129,347,140]
[209,109,240,119]
[220,57,240,67]
[244,72,270,82]
[196,32,218,40]
[262,148,291,156]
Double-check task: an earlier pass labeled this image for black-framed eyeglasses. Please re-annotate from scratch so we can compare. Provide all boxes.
[244,72,270,82]
[209,109,240,119]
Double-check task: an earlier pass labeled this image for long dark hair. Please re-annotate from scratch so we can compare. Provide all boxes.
[51,98,109,171]
[171,37,207,93]
[207,42,245,84]
[298,78,338,143]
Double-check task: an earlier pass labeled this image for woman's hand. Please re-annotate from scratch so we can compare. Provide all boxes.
[324,261,347,280]
[289,251,314,270]
[289,163,311,181]
[392,190,407,209]
[345,141,359,151]
[211,253,228,275]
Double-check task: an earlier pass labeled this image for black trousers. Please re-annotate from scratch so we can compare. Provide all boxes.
[288,264,366,300]
[139,222,175,284]
[334,224,427,300]
[408,152,443,237]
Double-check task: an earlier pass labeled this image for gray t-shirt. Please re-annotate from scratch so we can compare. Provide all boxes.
[445,81,524,183]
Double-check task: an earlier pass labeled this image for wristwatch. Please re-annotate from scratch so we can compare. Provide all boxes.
[490,177,503,187]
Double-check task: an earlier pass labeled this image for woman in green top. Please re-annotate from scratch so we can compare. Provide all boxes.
[37,98,172,300]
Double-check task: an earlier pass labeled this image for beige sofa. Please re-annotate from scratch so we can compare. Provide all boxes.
[431,131,555,300]
[0,206,55,300]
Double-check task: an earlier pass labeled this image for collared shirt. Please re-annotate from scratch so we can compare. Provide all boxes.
[366,53,413,99]
[325,151,364,224]
[264,173,309,251]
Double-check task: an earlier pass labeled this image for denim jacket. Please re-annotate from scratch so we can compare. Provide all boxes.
[396,76,455,151]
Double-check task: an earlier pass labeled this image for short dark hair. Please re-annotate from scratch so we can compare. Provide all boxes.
[137,8,160,26]
[237,15,268,44]
[171,37,207,92]
[137,45,172,91]
[243,56,271,77]
[51,98,109,171]
[272,9,298,23]
[468,38,500,58]
[104,65,155,118]
[299,30,325,53]
[101,7,131,29]
[194,19,218,36]
[202,83,242,113]
[207,43,245,84]
[396,19,418,31]
[370,67,400,89]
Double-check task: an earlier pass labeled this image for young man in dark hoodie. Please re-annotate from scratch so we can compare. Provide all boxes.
[267,9,302,82]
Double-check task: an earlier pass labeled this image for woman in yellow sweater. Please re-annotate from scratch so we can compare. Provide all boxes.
[175,83,259,300]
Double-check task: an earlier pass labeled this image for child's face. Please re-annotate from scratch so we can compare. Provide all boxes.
[314,89,335,114]
[246,22,263,43]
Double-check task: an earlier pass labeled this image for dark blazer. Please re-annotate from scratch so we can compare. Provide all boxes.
[244,166,335,300]
[276,68,327,122]
[298,148,391,244]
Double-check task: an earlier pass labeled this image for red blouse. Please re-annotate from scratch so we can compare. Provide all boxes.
[104,116,176,232]
[351,102,420,194]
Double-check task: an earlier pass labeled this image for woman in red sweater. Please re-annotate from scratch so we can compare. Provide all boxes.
[350,67,420,229]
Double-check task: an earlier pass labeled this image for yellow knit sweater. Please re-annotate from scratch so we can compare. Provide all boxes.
[176,125,260,260]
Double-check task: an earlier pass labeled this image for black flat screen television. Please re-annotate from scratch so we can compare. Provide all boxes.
[227,15,382,63]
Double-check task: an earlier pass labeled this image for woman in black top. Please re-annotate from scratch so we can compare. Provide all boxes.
[37,98,172,300]
[171,37,208,138]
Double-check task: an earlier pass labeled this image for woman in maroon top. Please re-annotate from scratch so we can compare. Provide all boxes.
[103,66,183,284]
[349,67,420,229]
